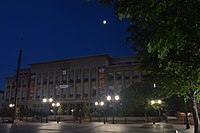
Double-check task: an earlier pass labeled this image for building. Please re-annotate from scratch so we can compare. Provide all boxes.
[4,54,143,115]
[0,90,4,113]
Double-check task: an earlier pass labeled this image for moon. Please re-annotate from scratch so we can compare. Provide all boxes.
[103,20,106,24]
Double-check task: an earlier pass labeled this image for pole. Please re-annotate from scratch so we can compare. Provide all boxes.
[112,101,114,124]
[13,48,22,123]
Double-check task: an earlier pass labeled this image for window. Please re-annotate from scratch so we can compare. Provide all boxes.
[124,70,130,79]
[133,70,139,78]
[91,81,96,89]
[76,70,81,80]
[83,69,89,81]
[76,83,81,94]
[116,72,122,80]
[49,72,54,83]
[12,81,16,88]
[69,71,74,83]
[37,73,41,84]
[70,87,74,95]
[92,89,96,97]
[43,72,48,84]
[83,82,89,94]
[55,72,61,84]
[62,70,67,75]
[22,80,26,87]
[108,73,114,81]
[91,68,96,80]
[108,86,114,94]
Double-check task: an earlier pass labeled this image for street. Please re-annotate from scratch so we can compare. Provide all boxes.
[0,122,192,133]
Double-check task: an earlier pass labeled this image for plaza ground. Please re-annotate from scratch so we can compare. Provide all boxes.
[0,117,195,133]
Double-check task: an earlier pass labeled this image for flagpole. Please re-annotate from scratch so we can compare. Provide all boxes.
[13,48,22,123]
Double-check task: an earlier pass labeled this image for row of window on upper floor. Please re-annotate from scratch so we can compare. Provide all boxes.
[36,69,141,83]
[6,68,143,88]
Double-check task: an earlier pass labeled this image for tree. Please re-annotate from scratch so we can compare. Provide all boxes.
[98,1,200,132]
[82,105,90,118]
[15,107,20,118]
[20,108,33,121]
[57,106,63,115]
[120,82,153,117]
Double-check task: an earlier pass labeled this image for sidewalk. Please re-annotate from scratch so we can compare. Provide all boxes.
[173,124,194,133]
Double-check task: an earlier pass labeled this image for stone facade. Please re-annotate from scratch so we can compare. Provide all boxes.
[4,54,143,115]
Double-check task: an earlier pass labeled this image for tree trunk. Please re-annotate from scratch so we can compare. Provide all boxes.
[185,100,190,129]
[192,93,200,133]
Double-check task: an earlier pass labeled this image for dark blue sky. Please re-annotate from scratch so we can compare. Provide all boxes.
[0,0,133,89]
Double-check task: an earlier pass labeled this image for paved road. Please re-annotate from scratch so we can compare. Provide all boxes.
[0,122,193,133]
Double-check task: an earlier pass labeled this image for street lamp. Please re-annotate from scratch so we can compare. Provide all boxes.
[107,95,120,124]
[9,104,15,108]
[94,101,104,122]
[71,109,75,122]
[42,98,53,123]
[8,104,15,123]
[52,102,60,122]
[150,99,162,124]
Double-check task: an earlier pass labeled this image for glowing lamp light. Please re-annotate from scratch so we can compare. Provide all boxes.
[151,100,155,105]
[95,102,98,106]
[157,100,162,104]
[107,95,111,101]
[49,98,53,102]
[100,101,104,106]
[56,102,60,106]
[115,95,120,101]
[103,20,106,24]
[43,98,47,103]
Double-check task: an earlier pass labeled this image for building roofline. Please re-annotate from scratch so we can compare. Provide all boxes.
[30,54,112,66]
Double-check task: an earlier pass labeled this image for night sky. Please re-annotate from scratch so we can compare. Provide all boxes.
[0,0,133,89]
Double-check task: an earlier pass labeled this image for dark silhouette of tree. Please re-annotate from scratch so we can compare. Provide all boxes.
[98,1,200,132]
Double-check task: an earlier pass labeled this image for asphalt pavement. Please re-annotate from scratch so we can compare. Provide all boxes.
[0,121,194,133]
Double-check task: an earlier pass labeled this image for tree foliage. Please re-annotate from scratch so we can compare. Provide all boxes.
[120,82,153,116]
[57,106,63,115]
[98,0,200,96]
[98,0,200,132]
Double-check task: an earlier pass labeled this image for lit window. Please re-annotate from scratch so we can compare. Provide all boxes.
[62,70,67,75]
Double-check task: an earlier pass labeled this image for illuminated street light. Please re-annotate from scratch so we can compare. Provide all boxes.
[49,98,53,103]
[9,104,15,108]
[115,95,120,101]
[151,100,156,105]
[150,99,162,124]
[71,109,75,122]
[100,101,104,106]
[95,101,104,122]
[107,95,120,124]
[52,102,60,122]
[95,102,99,106]
[107,95,111,101]
[153,83,156,88]
[42,98,53,123]
[43,98,47,103]
[157,100,162,104]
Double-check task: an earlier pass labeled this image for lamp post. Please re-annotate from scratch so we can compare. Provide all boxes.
[42,98,53,123]
[52,102,60,122]
[8,104,15,123]
[71,109,75,122]
[95,101,104,122]
[151,99,162,124]
[107,95,120,124]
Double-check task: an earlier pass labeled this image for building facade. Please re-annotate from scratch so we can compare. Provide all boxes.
[0,90,4,113]
[4,54,143,115]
